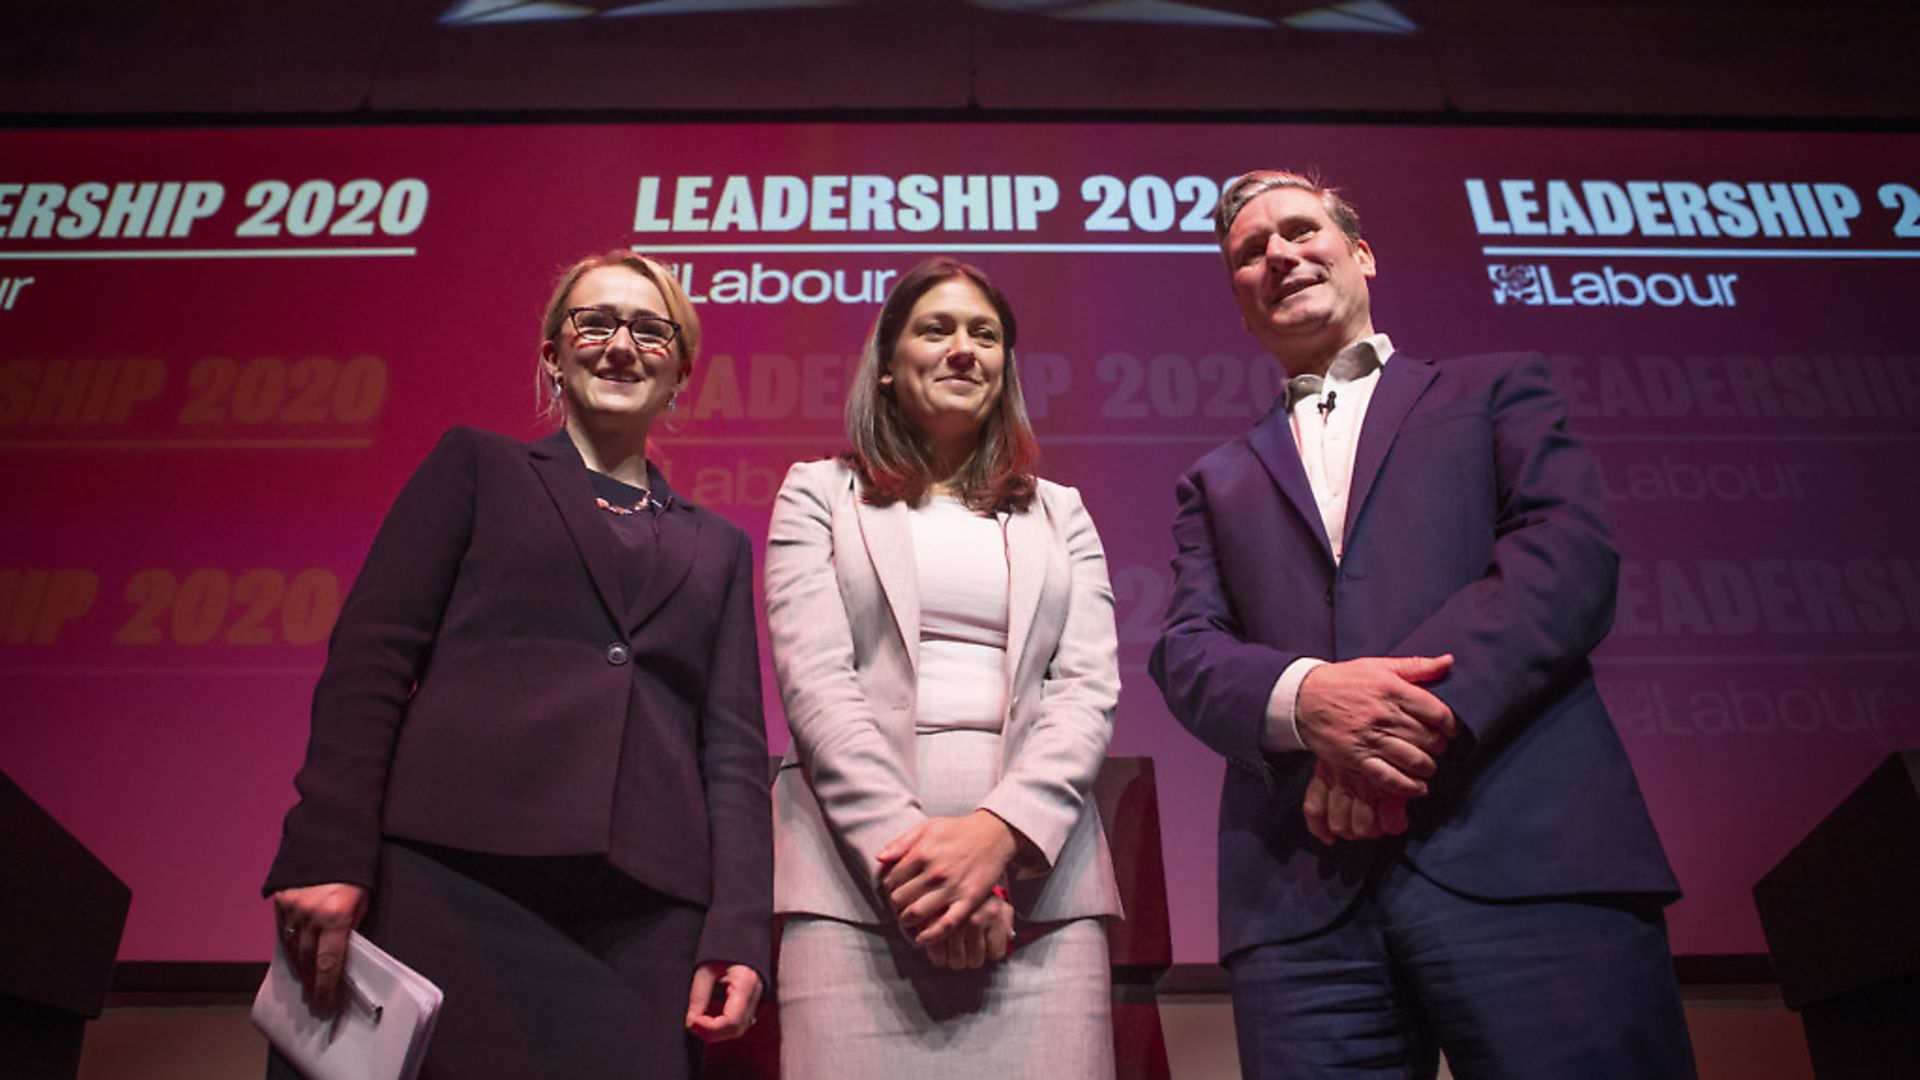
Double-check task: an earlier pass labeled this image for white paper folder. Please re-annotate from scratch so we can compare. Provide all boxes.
[252,931,443,1080]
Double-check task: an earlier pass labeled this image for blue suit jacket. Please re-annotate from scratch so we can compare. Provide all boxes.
[1150,352,1678,961]
[264,427,772,977]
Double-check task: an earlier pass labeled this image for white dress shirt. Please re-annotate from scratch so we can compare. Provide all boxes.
[1262,333,1394,752]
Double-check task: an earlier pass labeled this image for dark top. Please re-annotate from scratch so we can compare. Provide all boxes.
[264,427,773,978]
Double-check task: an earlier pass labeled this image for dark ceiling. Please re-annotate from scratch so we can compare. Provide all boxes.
[2,0,1916,122]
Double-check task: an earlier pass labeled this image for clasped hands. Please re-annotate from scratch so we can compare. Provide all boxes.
[1295,653,1459,845]
[876,810,1018,970]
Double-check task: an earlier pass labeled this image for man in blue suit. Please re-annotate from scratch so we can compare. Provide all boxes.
[1151,170,1694,1078]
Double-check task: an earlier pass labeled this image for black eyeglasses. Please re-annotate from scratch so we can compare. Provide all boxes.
[566,307,680,349]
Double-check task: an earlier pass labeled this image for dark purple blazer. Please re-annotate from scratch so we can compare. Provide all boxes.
[1151,352,1678,961]
[264,426,772,977]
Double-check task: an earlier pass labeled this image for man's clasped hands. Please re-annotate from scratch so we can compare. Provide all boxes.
[1296,653,1460,844]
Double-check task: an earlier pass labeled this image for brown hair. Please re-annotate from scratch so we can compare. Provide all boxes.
[1214,169,1364,249]
[535,250,701,423]
[841,258,1038,514]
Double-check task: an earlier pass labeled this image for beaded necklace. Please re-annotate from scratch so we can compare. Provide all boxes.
[595,491,665,516]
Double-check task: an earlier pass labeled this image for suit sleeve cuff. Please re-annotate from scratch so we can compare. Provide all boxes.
[1262,657,1324,752]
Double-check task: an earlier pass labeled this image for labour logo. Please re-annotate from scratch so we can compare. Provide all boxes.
[1488,264,1545,305]
[1484,262,1737,310]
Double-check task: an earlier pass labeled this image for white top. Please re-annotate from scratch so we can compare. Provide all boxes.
[1288,333,1391,564]
[908,495,1010,734]
[1263,333,1394,752]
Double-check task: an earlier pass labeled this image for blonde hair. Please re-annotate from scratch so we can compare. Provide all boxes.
[536,251,701,422]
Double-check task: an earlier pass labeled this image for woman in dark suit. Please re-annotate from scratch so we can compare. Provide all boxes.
[264,251,771,1079]
[765,259,1122,1077]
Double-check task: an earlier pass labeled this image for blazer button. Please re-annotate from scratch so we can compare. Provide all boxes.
[1324,582,1335,605]
[605,642,631,665]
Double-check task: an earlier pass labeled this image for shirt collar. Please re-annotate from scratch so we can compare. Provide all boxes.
[1327,333,1393,383]
[1284,333,1393,413]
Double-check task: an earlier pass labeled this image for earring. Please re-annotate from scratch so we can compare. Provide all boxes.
[668,393,679,414]
[551,375,563,399]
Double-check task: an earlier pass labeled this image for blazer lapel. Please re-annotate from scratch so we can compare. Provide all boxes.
[1345,356,1437,543]
[1002,505,1045,690]
[854,493,920,673]
[1247,397,1334,563]
[528,432,627,630]
[626,506,700,630]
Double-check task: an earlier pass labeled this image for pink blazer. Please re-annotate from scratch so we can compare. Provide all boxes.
[765,459,1123,926]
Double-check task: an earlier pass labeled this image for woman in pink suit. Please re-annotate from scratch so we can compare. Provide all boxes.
[765,258,1122,1077]
[264,252,770,1079]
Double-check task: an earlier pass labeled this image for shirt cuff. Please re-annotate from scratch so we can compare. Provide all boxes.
[1262,657,1326,753]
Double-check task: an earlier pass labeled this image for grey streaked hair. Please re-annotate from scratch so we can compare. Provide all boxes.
[1214,170,1363,247]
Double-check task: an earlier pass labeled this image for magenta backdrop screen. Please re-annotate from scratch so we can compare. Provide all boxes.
[2,123,1917,964]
